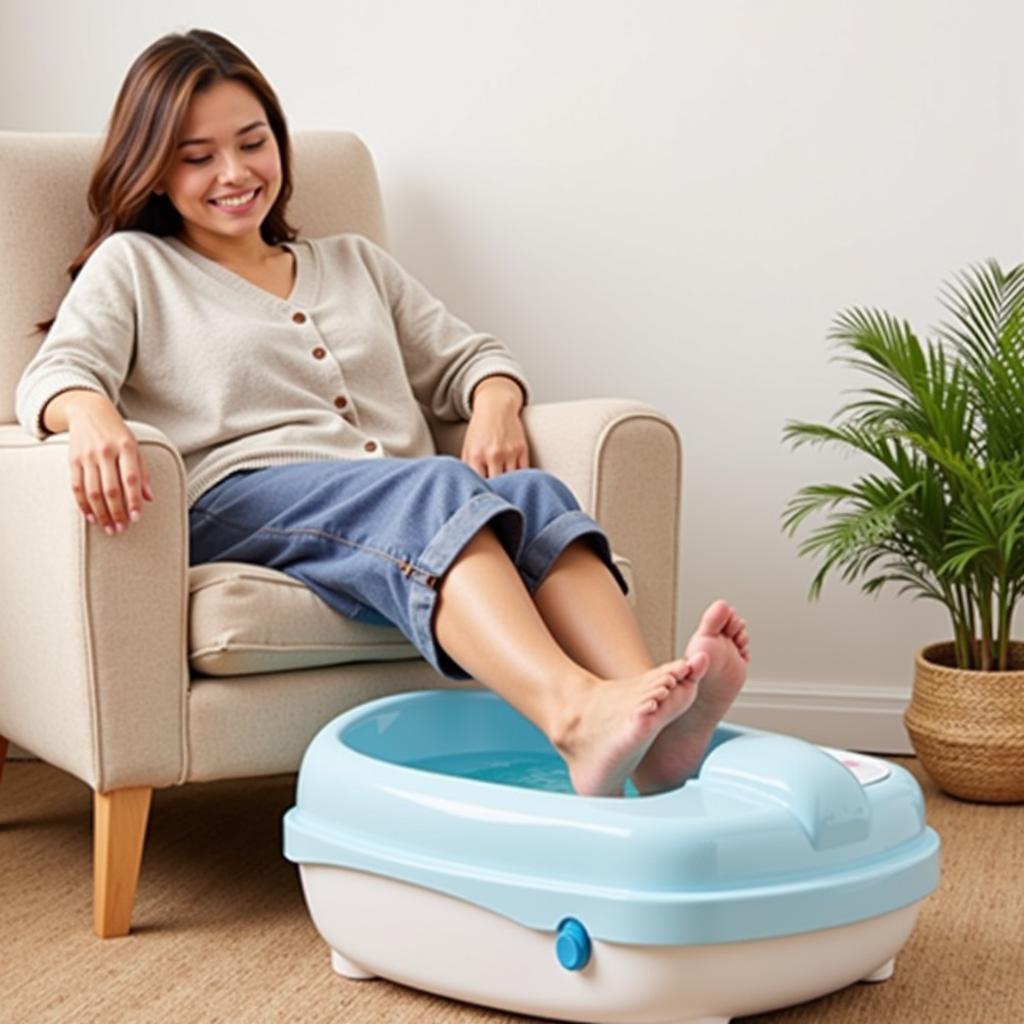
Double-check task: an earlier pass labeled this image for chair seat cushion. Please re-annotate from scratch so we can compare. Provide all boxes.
[188,562,420,677]
[188,556,635,678]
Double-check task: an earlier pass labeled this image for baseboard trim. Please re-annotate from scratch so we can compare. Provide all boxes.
[727,680,914,755]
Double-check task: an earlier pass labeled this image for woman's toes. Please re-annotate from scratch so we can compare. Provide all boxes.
[669,664,690,684]
[641,681,673,713]
[645,672,673,695]
[698,599,732,637]
[687,650,710,678]
[686,654,706,675]
[729,615,749,639]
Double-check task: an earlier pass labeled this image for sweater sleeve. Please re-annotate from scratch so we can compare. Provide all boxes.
[366,240,532,422]
[15,234,137,439]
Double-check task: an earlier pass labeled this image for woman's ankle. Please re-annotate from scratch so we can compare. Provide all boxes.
[546,669,601,757]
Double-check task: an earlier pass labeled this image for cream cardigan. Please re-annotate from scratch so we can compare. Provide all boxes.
[15,230,531,507]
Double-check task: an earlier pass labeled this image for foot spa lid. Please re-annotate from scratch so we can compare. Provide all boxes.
[284,690,940,946]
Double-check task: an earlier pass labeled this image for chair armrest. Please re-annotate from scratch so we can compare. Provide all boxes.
[431,398,681,662]
[0,421,189,790]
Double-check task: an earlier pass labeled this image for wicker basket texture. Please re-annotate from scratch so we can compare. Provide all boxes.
[905,641,1024,803]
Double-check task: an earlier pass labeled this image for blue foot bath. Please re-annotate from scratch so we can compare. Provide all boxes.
[284,690,940,1024]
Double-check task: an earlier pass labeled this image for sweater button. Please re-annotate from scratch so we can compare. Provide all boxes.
[364,441,378,453]
[292,311,307,324]
[334,396,348,408]
[312,347,326,359]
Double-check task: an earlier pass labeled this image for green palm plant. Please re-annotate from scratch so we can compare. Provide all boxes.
[782,260,1024,672]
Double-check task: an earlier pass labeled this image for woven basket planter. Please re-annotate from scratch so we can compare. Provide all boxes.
[904,641,1024,803]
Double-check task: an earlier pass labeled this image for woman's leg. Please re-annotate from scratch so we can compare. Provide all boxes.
[433,525,706,797]
[474,467,745,792]
[532,538,653,677]
[531,538,752,794]
[481,468,751,793]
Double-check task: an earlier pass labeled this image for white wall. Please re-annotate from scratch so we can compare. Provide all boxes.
[4,1,1022,748]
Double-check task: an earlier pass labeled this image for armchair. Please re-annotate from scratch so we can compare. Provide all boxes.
[0,130,682,937]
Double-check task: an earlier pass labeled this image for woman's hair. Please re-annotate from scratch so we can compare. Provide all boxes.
[35,28,299,334]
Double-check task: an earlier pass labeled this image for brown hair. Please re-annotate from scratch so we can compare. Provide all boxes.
[35,29,299,334]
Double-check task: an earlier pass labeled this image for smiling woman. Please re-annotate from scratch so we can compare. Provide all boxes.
[18,27,749,814]
[155,82,284,267]
[152,78,296,291]
[34,29,299,335]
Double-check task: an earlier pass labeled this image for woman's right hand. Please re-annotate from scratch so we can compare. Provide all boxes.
[61,392,155,535]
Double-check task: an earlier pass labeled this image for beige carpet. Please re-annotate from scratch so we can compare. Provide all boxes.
[3,756,1022,1024]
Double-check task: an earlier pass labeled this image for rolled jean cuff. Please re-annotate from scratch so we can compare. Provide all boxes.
[409,492,525,680]
[518,509,629,595]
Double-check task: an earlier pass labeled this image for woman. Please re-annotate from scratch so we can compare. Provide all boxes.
[16,29,750,797]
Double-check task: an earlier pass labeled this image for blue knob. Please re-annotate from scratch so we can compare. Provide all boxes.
[555,918,591,970]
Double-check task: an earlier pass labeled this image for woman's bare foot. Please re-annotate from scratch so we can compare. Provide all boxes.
[554,653,709,797]
[632,599,750,795]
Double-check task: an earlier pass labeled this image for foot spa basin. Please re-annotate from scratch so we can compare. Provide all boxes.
[284,690,940,1024]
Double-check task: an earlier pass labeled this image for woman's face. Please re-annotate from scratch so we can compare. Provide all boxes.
[156,78,282,251]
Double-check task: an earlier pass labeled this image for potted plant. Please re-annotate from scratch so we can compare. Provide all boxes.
[782,260,1024,803]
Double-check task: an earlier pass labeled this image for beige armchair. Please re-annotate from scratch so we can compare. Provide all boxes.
[0,130,682,938]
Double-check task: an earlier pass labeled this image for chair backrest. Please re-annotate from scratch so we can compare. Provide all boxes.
[0,130,388,424]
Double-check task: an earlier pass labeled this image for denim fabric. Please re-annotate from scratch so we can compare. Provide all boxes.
[188,456,627,679]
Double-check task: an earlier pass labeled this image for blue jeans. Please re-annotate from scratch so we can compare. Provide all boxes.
[188,456,627,679]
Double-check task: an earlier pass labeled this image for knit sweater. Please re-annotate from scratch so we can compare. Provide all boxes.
[15,230,532,508]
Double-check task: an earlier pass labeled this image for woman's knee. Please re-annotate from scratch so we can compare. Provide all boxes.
[490,467,580,514]
[410,454,486,489]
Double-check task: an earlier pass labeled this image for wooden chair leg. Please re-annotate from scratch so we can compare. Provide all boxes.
[93,786,152,938]
[0,736,8,787]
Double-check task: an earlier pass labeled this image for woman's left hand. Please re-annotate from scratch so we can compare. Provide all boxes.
[461,376,530,478]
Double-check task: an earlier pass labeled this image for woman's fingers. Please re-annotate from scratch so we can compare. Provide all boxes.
[485,450,505,479]
[493,444,528,476]
[461,444,487,478]
[98,452,129,532]
[69,460,93,522]
[66,401,153,534]
[119,446,148,522]
[81,459,152,534]
[82,459,110,530]
[463,441,530,479]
